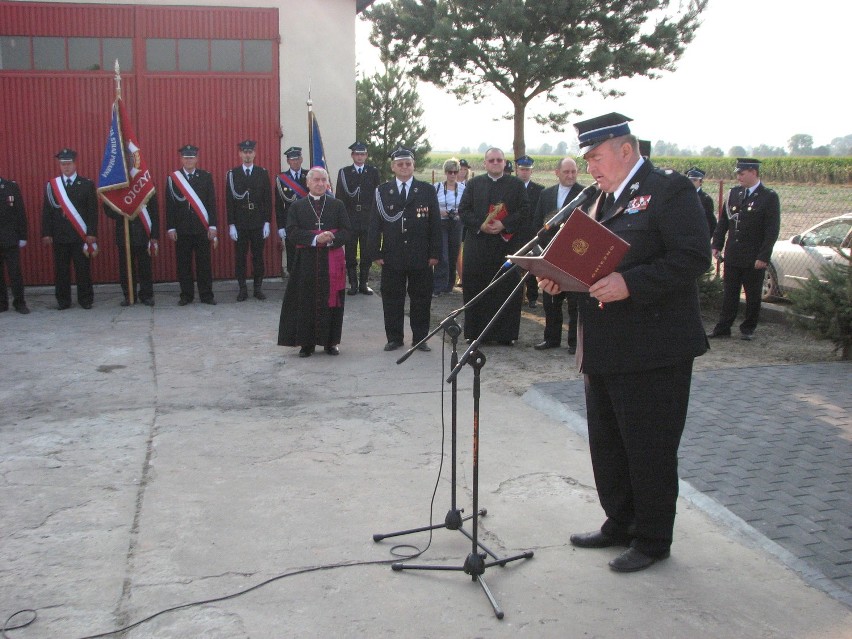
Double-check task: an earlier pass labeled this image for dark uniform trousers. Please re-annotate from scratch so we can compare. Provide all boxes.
[541,291,579,346]
[719,265,764,333]
[235,228,264,288]
[53,243,93,308]
[381,264,432,344]
[0,247,24,308]
[117,242,153,302]
[176,234,213,302]
[585,360,693,555]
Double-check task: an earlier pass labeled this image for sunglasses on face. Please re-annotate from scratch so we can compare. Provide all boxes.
[446,170,459,174]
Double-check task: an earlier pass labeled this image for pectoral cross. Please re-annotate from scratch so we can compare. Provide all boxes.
[316,219,324,230]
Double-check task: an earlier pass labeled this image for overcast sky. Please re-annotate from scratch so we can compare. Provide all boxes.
[356,0,847,154]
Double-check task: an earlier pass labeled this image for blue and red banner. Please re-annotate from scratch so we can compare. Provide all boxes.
[308,109,327,170]
[97,98,155,220]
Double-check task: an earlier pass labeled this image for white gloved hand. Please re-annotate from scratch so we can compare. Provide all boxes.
[229,224,238,241]
[262,222,270,239]
[278,228,286,240]
[18,240,27,248]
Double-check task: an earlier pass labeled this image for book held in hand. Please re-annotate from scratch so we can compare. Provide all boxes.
[507,208,629,292]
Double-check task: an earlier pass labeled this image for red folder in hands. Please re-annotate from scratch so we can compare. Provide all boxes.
[508,209,629,292]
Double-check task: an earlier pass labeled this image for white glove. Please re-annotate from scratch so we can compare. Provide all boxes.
[262,222,270,239]
[229,224,238,241]
[18,240,27,248]
[278,228,286,240]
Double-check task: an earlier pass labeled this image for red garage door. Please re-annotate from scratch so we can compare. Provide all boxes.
[0,2,281,285]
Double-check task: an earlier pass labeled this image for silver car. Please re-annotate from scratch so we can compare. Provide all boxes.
[764,213,852,300]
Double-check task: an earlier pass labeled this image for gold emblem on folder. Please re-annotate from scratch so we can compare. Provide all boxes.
[572,238,589,255]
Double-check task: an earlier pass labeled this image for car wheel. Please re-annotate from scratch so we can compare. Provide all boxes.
[762,263,780,301]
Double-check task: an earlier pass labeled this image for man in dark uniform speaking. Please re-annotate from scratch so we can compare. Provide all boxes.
[538,113,711,572]
[708,158,780,340]
[368,146,441,352]
[226,139,272,301]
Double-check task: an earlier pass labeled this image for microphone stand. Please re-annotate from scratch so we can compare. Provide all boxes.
[374,248,538,619]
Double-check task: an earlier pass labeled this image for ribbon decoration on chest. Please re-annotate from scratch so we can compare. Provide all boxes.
[169,171,210,228]
[48,178,98,256]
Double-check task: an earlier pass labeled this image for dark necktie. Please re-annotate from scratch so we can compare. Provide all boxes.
[65,179,72,187]
[245,168,251,177]
[597,192,614,220]
[399,183,407,202]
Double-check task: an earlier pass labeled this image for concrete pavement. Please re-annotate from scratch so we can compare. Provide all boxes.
[1,281,850,638]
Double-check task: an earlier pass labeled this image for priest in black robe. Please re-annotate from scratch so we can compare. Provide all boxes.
[458,147,530,343]
[277,168,351,357]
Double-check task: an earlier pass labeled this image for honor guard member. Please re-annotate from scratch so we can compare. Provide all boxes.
[336,141,380,295]
[532,157,585,353]
[638,139,652,159]
[166,145,218,306]
[226,139,272,301]
[275,146,308,276]
[708,158,780,340]
[686,167,717,235]
[0,175,30,313]
[41,148,98,310]
[539,113,711,572]
[503,159,514,175]
[368,146,442,352]
[515,155,544,308]
[104,195,160,306]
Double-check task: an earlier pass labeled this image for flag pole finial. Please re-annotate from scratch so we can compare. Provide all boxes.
[306,79,313,110]
[114,60,122,99]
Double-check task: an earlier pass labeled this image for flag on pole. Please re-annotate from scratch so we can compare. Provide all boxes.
[97,95,155,224]
[307,104,327,170]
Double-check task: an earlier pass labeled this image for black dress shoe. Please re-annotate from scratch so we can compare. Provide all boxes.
[139,298,155,307]
[178,298,191,306]
[80,302,93,310]
[359,284,374,295]
[253,290,267,300]
[384,341,403,352]
[567,344,577,354]
[299,346,314,357]
[347,284,358,295]
[236,288,248,302]
[201,298,217,305]
[534,341,559,350]
[569,530,631,549]
[707,328,731,338]
[740,332,754,341]
[14,304,30,315]
[120,298,131,307]
[57,303,71,310]
[608,547,669,573]
[324,345,340,355]
[416,343,431,352]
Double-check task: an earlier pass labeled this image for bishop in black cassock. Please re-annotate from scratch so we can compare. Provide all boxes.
[277,169,351,356]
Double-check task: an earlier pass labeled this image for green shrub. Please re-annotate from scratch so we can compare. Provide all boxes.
[787,253,852,360]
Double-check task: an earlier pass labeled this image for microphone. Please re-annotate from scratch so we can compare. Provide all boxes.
[501,242,542,270]
[543,184,599,231]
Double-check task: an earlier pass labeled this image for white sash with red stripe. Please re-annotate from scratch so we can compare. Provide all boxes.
[169,171,210,228]
[139,205,152,237]
[49,178,88,240]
